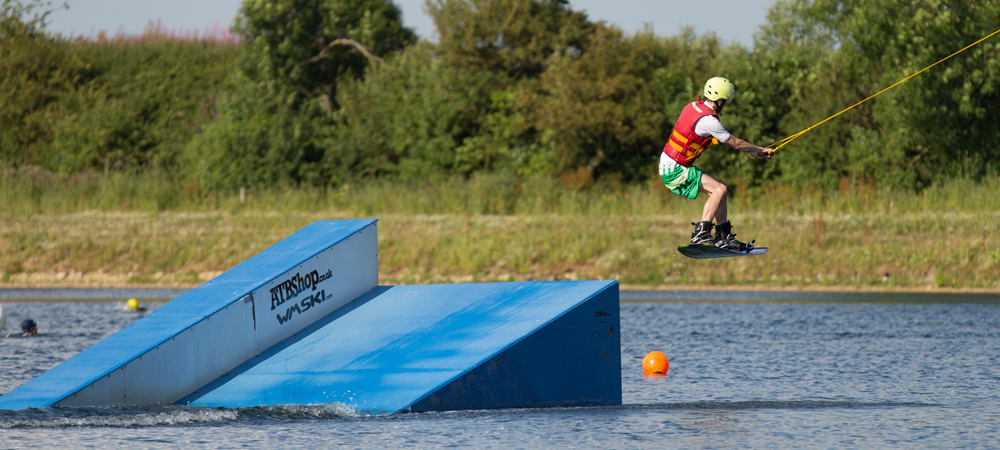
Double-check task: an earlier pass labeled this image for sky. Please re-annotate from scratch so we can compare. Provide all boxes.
[46,0,776,47]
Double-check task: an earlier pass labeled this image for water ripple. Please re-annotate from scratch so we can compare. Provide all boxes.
[0,403,359,429]
[0,298,998,448]
[624,400,937,411]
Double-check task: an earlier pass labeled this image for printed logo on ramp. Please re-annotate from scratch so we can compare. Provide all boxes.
[269,269,334,326]
[270,269,333,311]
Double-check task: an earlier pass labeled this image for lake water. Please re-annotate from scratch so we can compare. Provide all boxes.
[1,292,998,448]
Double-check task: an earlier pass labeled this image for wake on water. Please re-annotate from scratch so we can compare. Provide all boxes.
[0,403,359,429]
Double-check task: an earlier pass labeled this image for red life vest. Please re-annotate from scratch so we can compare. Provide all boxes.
[663,101,719,167]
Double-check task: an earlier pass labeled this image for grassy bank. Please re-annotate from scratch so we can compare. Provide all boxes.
[2,171,999,290]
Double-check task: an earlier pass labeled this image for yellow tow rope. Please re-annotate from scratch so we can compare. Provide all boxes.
[767,28,1000,153]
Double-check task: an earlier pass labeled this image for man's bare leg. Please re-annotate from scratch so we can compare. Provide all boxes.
[689,173,728,244]
[700,173,752,250]
[699,173,728,223]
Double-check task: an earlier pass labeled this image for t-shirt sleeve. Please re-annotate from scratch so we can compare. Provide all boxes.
[693,116,731,143]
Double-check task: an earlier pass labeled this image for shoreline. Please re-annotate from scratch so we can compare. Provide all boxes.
[2,283,998,302]
[3,275,999,295]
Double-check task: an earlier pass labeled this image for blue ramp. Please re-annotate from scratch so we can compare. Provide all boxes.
[0,220,378,411]
[180,281,621,414]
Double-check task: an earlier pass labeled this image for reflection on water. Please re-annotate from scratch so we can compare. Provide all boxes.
[0,292,998,449]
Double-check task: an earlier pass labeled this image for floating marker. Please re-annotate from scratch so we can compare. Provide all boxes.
[643,351,668,377]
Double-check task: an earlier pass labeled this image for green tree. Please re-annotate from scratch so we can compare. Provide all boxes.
[232,0,415,107]
[713,0,848,191]
[0,0,81,167]
[427,0,594,78]
[45,38,238,173]
[187,82,325,189]
[530,24,671,183]
[327,41,502,183]
[838,0,1000,187]
[753,0,1000,190]
[189,0,416,189]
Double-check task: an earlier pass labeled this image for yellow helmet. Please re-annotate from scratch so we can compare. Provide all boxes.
[703,77,736,101]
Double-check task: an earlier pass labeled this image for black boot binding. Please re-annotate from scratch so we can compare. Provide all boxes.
[714,221,754,252]
[690,221,715,244]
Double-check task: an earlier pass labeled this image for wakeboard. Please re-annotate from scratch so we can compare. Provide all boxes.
[677,243,769,259]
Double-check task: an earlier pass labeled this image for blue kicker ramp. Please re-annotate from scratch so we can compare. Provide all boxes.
[0,219,622,414]
[180,280,621,414]
[0,220,379,411]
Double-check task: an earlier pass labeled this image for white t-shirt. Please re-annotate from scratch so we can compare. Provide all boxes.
[693,103,731,144]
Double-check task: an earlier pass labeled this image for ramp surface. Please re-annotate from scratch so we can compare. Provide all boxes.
[0,220,377,411]
[181,281,620,414]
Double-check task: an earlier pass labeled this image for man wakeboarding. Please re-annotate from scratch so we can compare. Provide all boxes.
[660,77,773,254]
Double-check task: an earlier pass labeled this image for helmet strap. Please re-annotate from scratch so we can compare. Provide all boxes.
[708,98,724,116]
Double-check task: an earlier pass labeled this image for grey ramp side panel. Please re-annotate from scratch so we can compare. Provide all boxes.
[59,301,255,407]
[251,224,379,355]
[0,219,378,410]
[64,368,125,407]
[58,221,378,407]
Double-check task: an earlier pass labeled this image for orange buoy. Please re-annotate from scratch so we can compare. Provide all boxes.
[642,351,669,377]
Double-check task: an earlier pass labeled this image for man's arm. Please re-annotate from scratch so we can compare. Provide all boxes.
[722,136,773,160]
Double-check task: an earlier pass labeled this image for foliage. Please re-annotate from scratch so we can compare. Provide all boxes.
[458,88,556,178]
[725,0,849,190]
[755,0,1000,190]
[427,0,595,78]
[3,0,1000,196]
[185,75,330,189]
[0,0,81,166]
[1,0,239,174]
[328,42,503,182]
[231,0,415,108]
[189,0,417,189]
[47,38,239,172]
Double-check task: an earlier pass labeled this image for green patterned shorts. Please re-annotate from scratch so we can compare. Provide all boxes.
[659,154,703,200]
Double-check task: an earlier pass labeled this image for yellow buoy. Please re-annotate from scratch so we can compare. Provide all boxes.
[127,298,139,310]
